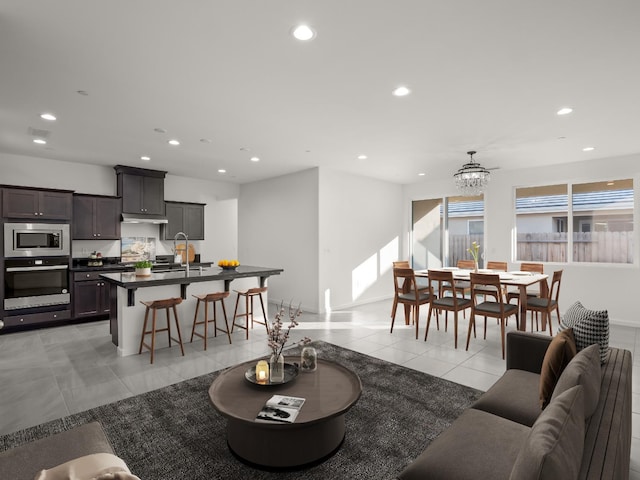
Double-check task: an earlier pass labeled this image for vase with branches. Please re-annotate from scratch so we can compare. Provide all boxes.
[267,301,311,382]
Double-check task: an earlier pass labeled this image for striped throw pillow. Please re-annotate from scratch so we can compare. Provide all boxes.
[560,301,609,364]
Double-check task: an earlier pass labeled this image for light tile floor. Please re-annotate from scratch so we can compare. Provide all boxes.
[0,300,638,477]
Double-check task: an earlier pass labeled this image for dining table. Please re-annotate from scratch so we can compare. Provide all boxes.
[414,268,549,332]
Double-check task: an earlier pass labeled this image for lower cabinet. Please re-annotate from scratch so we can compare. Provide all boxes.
[73,271,112,318]
[3,309,71,328]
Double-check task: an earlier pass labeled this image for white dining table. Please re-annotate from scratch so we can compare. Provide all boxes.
[414,268,549,332]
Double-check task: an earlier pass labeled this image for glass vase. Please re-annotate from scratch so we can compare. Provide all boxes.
[300,346,317,372]
[474,260,479,273]
[269,353,285,383]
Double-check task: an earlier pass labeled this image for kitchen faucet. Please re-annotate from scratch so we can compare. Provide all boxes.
[173,231,189,275]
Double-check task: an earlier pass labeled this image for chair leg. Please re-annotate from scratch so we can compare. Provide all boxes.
[483,316,487,340]
[220,300,232,344]
[465,313,475,351]
[190,298,200,343]
[453,310,458,349]
[150,309,157,364]
[424,304,433,341]
[500,318,506,360]
[172,304,185,356]
[414,305,420,340]
[165,307,172,348]
[258,293,269,333]
[139,306,150,355]
[547,311,553,337]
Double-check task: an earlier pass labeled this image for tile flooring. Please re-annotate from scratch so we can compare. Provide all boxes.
[0,300,638,477]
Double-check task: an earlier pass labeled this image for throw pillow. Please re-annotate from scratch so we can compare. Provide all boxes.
[539,328,577,409]
[550,343,601,419]
[560,301,609,363]
[509,385,585,480]
[32,453,136,480]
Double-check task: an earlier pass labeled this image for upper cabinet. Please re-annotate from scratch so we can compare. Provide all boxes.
[163,201,205,240]
[115,165,166,216]
[2,187,72,220]
[73,194,121,240]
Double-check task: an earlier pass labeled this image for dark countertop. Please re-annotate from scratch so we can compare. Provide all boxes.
[100,265,283,306]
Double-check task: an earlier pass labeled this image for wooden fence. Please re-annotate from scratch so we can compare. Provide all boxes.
[448,232,633,264]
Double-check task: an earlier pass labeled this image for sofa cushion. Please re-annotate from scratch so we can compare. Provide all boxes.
[539,328,576,409]
[471,369,541,427]
[399,408,530,480]
[560,300,609,363]
[550,343,601,418]
[509,385,585,480]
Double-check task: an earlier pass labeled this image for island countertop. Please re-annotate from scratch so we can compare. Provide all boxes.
[100,265,283,306]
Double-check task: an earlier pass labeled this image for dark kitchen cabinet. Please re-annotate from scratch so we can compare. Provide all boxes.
[73,271,113,318]
[73,194,121,239]
[3,309,71,328]
[162,201,205,240]
[2,187,72,220]
[115,165,166,215]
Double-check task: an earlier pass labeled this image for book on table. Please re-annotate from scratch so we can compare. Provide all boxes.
[255,395,306,423]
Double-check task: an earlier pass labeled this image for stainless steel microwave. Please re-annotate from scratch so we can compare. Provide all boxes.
[4,223,70,257]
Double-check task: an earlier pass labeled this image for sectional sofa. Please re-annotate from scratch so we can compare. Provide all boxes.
[399,330,632,480]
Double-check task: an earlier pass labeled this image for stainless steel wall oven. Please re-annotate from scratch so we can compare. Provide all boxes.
[4,256,70,310]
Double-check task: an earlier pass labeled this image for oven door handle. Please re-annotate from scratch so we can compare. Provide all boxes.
[6,265,69,272]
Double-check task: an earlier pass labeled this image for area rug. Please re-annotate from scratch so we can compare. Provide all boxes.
[0,341,482,480]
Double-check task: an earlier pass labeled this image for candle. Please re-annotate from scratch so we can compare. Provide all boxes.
[255,360,269,384]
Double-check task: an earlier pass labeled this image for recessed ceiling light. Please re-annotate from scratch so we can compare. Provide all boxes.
[33,138,47,145]
[140,156,151,161]
[357,154,368,160]
[218,169,226,174]
[418,172,426,176]
[250,157,260,162]
[168,139,180,146]
[292,24,316,41]
[392,86,411,97]
[40,113,56,121]
[557,107,573,115]
[582,146,595,152]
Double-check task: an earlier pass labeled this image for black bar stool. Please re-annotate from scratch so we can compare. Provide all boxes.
[191,291,232,349]
[138,297,185,364]
[231,287,269,340]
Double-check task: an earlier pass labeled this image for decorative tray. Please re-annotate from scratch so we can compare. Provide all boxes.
[245,362,299,386]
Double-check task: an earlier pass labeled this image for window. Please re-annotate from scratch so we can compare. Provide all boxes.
[572,180,634,263]
[515,184,568,262]
[515,179,634,264]
[412,195,484,269]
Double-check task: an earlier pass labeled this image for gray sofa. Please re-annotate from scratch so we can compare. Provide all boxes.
[399,331,632,480]
[0,422,115,480]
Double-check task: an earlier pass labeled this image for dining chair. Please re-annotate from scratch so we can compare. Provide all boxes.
[391,267,431,339]
[474,260,508,301]
[523,270,563,336]
[424,270,472,348]
[466,273,519,359]
[441,259,475,300]
[506,262,545,329]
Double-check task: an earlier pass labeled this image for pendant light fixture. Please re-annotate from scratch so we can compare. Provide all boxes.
[454,150,490,196]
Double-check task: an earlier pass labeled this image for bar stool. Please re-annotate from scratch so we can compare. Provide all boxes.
[231,287,269,340]
[138,297,185,364]
[190,291,232,349]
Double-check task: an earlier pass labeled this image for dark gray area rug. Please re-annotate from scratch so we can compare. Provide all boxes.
[0,341,482,480]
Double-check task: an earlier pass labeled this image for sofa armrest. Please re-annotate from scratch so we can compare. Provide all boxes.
[506,331,553,374]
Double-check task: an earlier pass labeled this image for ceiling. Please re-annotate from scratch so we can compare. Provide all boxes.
[1,1,639,185]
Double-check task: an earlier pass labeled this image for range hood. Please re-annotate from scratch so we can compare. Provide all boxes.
[121,213,168,224]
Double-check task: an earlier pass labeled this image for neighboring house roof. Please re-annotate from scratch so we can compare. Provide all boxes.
[516,189,633,214]
[444,200,484,217]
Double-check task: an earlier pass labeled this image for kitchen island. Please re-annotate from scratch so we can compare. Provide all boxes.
[100,265,283,356]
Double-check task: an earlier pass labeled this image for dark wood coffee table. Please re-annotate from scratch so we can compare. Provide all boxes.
[209,357,362,468]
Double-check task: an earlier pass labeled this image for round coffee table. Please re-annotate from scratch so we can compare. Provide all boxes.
[209,357,362,468]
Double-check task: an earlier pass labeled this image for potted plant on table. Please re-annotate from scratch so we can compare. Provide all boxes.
[134,260,153,277]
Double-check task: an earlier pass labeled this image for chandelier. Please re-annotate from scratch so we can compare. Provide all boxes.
[453,150,490,196]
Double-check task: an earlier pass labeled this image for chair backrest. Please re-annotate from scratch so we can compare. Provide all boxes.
[486,261,507,271]
[427,270,464,306]
[520,262,544,274]
[393,267,417,296]
[548,270,563,301]
[469,273,505,304]
[393,260,410,268]
[457,259,476,269]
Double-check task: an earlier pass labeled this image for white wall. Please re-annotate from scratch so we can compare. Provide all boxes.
[404,153,640,326]
[238,168,320,312]
[318,169,404,311]
[0,153,239,263]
